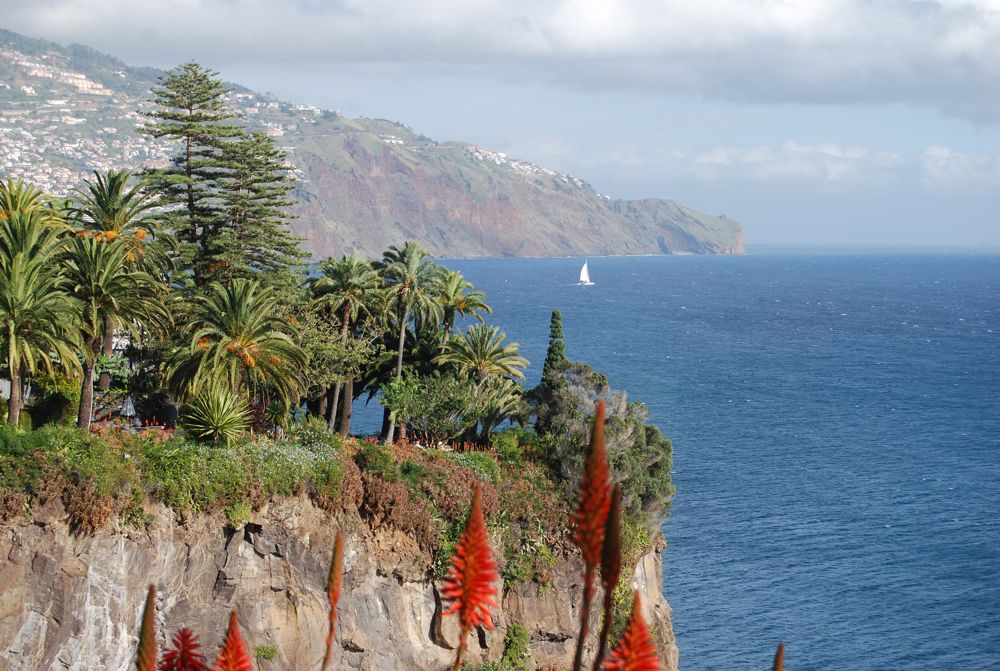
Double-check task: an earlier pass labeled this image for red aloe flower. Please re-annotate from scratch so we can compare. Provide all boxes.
[160,629,208,671]
[573,400,612,570]
[321,532,346,671]
[571,401,612,671]
[442,483,498,671]
[603,593,659,671]
[211,611,253,671]
[136,585,157,671]
[593,485,624,671]
[772,643,785,671]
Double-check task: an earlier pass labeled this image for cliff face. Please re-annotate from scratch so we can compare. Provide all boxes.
[0,498,677,671]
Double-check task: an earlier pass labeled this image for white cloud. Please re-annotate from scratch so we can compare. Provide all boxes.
[4,0,1000,121]
[585,141,905,185]
[921,145,1000,185]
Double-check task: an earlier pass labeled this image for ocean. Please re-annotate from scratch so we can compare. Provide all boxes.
[353,251,1000,671]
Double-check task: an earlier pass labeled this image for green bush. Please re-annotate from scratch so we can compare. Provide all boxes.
[255,643,279,661]
[470,623,531,671]
[224,501,253,528]
[447,451,501,484]
[355,442,399,481]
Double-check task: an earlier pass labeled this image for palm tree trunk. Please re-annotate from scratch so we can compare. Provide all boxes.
[317,388,328,421]
[77,360,96,429]
[339,377,353,437]
[7,367,22,426]
[78,338,99,430]
[383,305,409,444]
[328,307,352,431]
[97,314,114,391]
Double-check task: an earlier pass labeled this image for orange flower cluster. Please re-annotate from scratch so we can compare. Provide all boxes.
[442,483,499,671]
[136,588,253,671]
[602,594,659,671]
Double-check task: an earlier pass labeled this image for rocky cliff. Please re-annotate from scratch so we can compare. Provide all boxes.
[0,497,677,671]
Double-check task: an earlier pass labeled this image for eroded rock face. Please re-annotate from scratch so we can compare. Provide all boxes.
[0,498,677,671]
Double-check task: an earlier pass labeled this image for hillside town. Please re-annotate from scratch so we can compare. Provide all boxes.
[0,46,313,193]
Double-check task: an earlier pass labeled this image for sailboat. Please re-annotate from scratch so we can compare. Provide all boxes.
[578,260,595,286]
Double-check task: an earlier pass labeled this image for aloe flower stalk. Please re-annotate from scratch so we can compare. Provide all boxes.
[592,484,623,671]
[322,532,346,671]
[442,483,499,671]
[211,611,253,671]
[571,400,612,671]
[136,585,158,671]
[602,593,659,671]
[772,643,785,671]
[160,629,208,671]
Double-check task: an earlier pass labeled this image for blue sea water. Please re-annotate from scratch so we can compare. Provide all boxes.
[354,251,1000,671]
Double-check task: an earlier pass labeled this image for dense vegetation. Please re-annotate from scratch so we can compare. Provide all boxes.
[0,62,673,595]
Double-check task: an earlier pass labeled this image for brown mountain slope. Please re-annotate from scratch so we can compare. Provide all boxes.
[0,29,743,258]
[288,117,744,258]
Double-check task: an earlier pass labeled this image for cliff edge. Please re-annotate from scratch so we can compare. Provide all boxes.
[0,497,677,671]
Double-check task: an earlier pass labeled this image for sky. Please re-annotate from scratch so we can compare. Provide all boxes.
[3,0,1000,246]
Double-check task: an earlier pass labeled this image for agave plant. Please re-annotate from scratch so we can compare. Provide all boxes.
[181,385,250,446]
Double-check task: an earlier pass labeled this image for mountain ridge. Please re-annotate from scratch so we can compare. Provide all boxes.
[0,28,744,258]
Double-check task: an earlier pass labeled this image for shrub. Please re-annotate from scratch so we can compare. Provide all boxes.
[448,451,501,484]
[181,386,250,446]
[360,472,438,550]
[63,476,116,533]
[0,489,27,521]
[224,501,253,528]
[255,643,279,661]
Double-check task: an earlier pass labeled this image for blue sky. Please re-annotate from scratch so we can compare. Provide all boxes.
[4,0,1000,246]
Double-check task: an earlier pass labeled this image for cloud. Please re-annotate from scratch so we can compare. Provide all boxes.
[921,145,1000,185]
[581,142,906,186]
[4,0,1000,121]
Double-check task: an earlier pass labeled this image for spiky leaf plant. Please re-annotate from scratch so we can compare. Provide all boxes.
[181,385,249,446]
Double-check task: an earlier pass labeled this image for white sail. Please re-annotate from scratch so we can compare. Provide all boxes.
[578,261,594,285]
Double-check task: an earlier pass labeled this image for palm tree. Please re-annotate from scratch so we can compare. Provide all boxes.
[311,254,381,431]
[64,236,170,429]
[476,376,525,443]
[0,179,55,221]
[166,279,306,408]
[70,170,166,390]
[436,324,528,382]
[0,211,80,425]
[380,242,444,442]
[437,270,491,341]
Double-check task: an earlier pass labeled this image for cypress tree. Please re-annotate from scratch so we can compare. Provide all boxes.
[139,61,242,285]
[210,131,307,287]
[540,308,568,384]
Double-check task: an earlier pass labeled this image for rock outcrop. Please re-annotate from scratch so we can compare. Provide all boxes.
[0,498,677,671]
